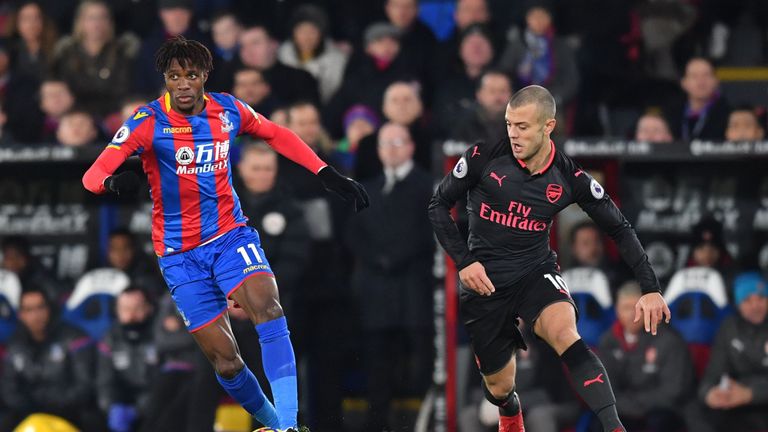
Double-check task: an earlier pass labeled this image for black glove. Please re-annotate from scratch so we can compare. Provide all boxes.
[104,171,140,195]
[318,165,370,212]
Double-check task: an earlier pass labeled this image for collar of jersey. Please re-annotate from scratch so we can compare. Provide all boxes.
[163,92,210,117]
[515,140,556,175]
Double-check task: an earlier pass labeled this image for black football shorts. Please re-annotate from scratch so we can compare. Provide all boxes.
[460,259,577,375]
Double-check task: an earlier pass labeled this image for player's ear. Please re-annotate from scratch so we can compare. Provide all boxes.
[544,118,556,135]
[203,71,209,83]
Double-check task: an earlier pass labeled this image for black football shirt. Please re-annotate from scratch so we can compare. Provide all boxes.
[428,139,660,294]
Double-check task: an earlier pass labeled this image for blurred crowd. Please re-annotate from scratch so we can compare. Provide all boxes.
[0,0,767,431]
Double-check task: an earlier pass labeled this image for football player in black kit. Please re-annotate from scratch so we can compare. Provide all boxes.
[428,85,671,432]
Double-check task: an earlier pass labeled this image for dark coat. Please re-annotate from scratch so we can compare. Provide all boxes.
[346,166,434,330]
[600,322,695,419]
[1,323,94,412]
[663,95,731,141]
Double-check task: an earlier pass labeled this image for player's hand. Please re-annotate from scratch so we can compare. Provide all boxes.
[318,165,370,212]
[634,291,671,335]
[459,262,495,296]
[104,171,140,195]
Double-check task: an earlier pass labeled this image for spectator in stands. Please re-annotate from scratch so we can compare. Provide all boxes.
[346,122,434,431]
[568,221,628,291]
[332,104,380,174]
[236,142,311,316]
[437,0,503,66]
[498,3,579,109]
[133,0,207,95]
[277,4,348,104]
[55,109,99,147]
[687,215,734,277]
[99,95,148,136]
[4,1,56,84]
[599,281,694,431]
[105,229,163,301]
[663,57,731,141]
[355,81,431,181]
[51,0,140,117]
[239,25,320,106]
[232,67,281,118]
[325,22,419,137]
[0,236,58,302]
[0,287,102,431]
[207,11,242,93]
[139,293,196,432]
[635,113,674,143]
[38,78,75,142]
[0,44,10,101]
[696,271,768,431]
[0,101,12,146]
[450,69,512,146]
[384,0,437,94]
[97,286,157,432]
[4,1,58,143]
[433,24,496,138]
[725,106,765,141]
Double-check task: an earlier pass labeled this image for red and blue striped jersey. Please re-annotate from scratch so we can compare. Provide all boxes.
[84,92,326,256]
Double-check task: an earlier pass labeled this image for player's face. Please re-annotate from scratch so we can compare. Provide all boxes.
[505,103,554,161]
[164,58,207,115]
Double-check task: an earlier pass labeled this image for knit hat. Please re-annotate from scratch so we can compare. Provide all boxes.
[733,271,767,306]
[343,104,380,131]
[364,22,401,45]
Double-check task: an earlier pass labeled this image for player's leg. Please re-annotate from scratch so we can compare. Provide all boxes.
[158,249,279,429]
[212,226,300,430]
[481,356,524,432]
[461,290,526,432]
[229,273,298,430]
[533,302,624,432]
[190,313,280,429]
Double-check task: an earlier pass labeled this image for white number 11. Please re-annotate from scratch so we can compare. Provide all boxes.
[237,244,263,265]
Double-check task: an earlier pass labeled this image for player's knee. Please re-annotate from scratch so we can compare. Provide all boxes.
[485,379,515,401]
[214,355,245,379]
[547,326,580,352]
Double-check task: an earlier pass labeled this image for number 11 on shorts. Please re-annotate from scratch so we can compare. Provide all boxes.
[544,273,570,295]
[237,243,263,265]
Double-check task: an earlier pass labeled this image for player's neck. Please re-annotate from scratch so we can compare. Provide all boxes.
[523,139,552,174]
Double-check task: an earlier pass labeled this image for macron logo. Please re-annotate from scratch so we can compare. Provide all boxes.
[490,171,507,187]
[583,373,604,387]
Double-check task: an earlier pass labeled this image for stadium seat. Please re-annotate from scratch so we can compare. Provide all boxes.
[664,266,731,377]
[0,269,21,344]
[562,267,614,347]
[62,268,130,340]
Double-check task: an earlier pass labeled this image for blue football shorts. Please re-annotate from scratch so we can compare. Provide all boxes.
[158,226,274,332]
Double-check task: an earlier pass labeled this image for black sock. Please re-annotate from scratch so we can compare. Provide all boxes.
[482,381,520,417]
[560,339,624,431]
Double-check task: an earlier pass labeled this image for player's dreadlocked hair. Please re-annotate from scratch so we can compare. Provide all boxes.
[154,35,213,74]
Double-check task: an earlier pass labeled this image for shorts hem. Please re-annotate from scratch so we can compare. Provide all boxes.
[225,271,275,299]
[188,307,229,333]
[479,351,515,377]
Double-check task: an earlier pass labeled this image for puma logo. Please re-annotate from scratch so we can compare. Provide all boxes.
[574,170,583,177]
[583,373,604,387]
[471,146,481,158]
[490,172,507,187]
